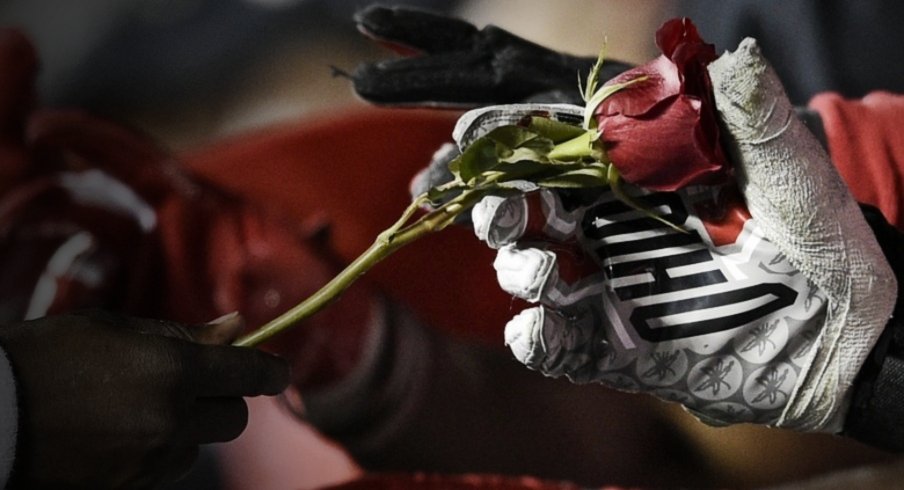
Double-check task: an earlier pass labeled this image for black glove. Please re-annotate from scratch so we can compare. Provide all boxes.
[0,310,289,489]
[351,4,632,107]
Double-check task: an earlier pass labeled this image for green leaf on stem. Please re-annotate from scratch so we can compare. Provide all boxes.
[548,130,598,162]
[538,163,610,188]
[457,137,499,182]
[426,182,467,205]
[581,45,609,103]
[526,116,588,143]
[486,159,557,181]
[500,141,554,164]
[457,126,547,182]
[487,125,539,149]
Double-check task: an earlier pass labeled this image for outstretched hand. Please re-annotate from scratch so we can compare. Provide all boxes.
[352,5,632,107]
[0,310,289,489]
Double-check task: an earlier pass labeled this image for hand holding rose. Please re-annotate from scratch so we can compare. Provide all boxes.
[0,310,289,489]
[470,23,896,432]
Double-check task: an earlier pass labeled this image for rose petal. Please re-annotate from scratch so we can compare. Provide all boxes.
[593,17,728,192]
[600,95,727,191]
[655,18,714,64]
[597,55,680,118]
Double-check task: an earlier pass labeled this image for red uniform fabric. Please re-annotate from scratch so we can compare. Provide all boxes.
[183,108,512,343]
[810,91,904,230]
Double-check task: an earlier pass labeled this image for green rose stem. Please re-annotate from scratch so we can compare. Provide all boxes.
[231,139,676,347]
[233,59,665,348]
[233,185,494,347]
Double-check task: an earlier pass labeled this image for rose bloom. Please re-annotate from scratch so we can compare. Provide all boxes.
[594,18,729,191]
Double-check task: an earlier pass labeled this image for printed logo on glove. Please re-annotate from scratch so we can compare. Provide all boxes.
[474,177,824,425]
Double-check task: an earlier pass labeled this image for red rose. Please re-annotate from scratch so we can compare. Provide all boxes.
[594,18,729,191]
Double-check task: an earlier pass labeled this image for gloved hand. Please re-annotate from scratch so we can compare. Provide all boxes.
[0,309,289,489]
[465,40,897,432]
[352,5,632,107]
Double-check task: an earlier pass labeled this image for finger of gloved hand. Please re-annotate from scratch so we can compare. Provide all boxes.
[354,10,630,107]
[709,39,897,431]
[187,397,249,443]
[478,190,603,304]
[353,51,528,108]
[409,142,459,200]
[474,190,584,249]
[191,345,290,397]
[355,5,479,55]
[504,304,605,383]
[453,103,585,152]
[473,194,530,248]
[494,245,556,303]
[410,143,476,226]
[494,243,604,306]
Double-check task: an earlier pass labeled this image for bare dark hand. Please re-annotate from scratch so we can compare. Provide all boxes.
[0,310,289,489]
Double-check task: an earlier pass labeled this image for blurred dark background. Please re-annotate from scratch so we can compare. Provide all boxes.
[2,1,901,489]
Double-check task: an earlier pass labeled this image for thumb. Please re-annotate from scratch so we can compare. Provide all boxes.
[191,312,244,346]
[72,309,245,346]
[708,38,897,431]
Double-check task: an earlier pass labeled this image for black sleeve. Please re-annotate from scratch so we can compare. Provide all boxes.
[841,204,904,451]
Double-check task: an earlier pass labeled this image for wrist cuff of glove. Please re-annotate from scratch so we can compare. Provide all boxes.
[842,205,904,451]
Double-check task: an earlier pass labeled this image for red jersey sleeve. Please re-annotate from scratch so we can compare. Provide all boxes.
[809,91,904,230]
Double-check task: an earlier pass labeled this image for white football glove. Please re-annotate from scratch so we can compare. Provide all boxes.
[466,39,896,432]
